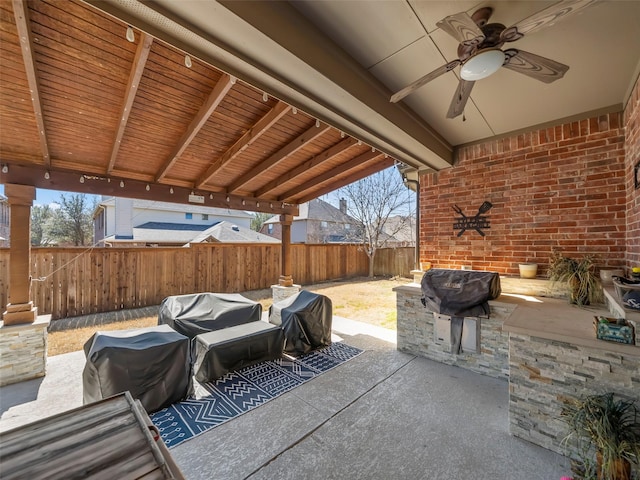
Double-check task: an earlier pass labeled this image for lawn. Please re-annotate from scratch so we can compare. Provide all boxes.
[47,276,410,356]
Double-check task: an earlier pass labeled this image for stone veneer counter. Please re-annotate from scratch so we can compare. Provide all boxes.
[395,283,640,467]
[503,297,640,462]
[394,284,520,380]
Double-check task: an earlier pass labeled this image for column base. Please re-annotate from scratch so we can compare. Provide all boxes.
[271,284,301,304]
[2,302,38,326]
[0,314,50,386]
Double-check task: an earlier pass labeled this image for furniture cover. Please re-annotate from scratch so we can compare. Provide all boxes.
[158,292,261,339]
[269,290,332,355]
[194,321,284,382]
[82,325,192,413]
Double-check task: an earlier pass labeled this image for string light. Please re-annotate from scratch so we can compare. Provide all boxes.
[145,184,150,191]
[371,146,375,152]
[226,196,230,203]
[1,165,8,173]
[292,107,297,114]
[184,55,192,68]
[315,119,320,128]
[209,193,213,200]
[170,188,174,194]
[126,26,135,43]
[242,200,246,206]
[340,131,345,138]
[270,203,273,209]
[120,181,125,188]
[44,171,50,180]
[229,77,236,85]
[262,92,268,102]
[79,175,85,183]
[256,202,260,208]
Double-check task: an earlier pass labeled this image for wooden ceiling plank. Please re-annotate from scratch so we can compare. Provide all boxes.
[255,137,359,198]
[278,149,381,200]
[196,101,291,189]
[12,0,50,167]
[278,151,384,199]
[155,73,235,182]
[226,120,331,194]
[293,157,395,204]
[107,32,153,174]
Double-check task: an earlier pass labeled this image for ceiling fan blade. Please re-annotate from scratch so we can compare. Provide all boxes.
[501,0,598,42]
[436,12,485,46]
[390,60,461,103]
[447,79,475,119]
[502,49,569,83]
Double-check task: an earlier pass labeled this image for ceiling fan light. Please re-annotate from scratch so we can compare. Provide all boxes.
[460,49,505,81]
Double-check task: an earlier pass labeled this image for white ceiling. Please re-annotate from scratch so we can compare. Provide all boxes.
[93,0,640,169]
[292,0,640,146]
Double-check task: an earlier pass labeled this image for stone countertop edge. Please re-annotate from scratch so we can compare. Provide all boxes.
[393,283,640,357]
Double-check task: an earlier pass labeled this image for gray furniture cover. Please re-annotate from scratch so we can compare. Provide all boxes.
[269,290,332,355]
[420,269,501,317]
[158,292,262,339]
[82,324,192,413]
[194,321,284,383]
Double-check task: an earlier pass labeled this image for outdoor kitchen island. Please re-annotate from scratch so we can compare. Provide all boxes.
[394,282,640,458]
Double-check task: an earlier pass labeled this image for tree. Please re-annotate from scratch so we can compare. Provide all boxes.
[337,167,413,277]
[251,211,274,232]
[31,204,54,246]
[33,193,96,246]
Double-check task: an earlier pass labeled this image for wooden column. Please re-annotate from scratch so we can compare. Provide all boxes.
[279,214,293,287]
[2,184,37,325]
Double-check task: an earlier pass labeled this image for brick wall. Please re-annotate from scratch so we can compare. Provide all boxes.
[420,112,628,276]
[624,74,640,269]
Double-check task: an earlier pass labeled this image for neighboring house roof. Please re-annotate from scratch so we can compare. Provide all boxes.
[103,221,279,245]
[189,221,280,244]
[264,198,356,224]
[97,197,252,218]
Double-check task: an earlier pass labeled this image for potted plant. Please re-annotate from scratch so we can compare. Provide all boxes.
[561,392,640,480]
[548,250,604,305]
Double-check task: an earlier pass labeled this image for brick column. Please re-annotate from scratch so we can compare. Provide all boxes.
[2,184,37,325]
[279,214,293,287]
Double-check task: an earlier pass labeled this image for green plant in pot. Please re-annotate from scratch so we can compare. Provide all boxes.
[548,250,604,306]
[561,392,640,480]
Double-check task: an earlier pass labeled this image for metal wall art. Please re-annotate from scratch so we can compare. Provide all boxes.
[453,201,493,237]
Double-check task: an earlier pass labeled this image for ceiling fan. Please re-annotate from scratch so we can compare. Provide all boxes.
[390,0,597,119]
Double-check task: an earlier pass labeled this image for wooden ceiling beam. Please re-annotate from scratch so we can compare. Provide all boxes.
[278,149,381,201]
[226,120,331,194]
[0,163,299,216]
[196,101,291,189]
[107,32,153,174]
[156,73,235,182]
[12,0,50,167]
[293,157,395,204]
[255,137,358,198]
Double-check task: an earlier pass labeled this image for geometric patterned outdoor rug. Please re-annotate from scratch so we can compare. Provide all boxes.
[151,342,363,448]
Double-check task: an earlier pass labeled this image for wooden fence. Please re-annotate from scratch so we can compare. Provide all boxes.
[0,244,412,320]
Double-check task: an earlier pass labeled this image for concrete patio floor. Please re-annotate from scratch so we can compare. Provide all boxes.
[0,316,570,479]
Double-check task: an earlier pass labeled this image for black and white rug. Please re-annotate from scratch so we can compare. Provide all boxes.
[151,342,363,448]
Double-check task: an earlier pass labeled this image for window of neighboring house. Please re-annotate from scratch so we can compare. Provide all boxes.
[345,223,351,230]
[202,214,208,220]
[185,213,193,220]
[267,224,273,234]
[320,221,328,228]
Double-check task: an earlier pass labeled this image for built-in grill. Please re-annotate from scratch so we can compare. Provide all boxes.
[421,269,501,354]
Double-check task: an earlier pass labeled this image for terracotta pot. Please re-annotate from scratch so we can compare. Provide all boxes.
[596,451,631,480]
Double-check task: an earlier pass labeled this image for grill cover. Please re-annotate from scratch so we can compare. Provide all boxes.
[421,269,501,317]
[269,290,332,355]
[82,325,192,413]
[158,292,261,339]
